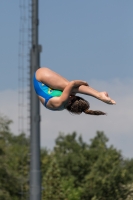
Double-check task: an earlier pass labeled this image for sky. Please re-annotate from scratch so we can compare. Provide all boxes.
[0,1,133,158]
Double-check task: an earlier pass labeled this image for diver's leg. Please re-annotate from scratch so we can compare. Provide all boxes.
[36,67,69,90]
[73,85,116,104]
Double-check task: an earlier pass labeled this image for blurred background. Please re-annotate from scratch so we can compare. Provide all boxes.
[0,1,133,199]
[0,0,133,158]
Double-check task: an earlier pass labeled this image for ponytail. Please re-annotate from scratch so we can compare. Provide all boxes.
[83,109,106,115]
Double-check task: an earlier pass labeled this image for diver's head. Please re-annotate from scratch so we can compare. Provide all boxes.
[66,95,106,115]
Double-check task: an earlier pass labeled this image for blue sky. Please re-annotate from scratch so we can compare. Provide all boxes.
[40,0,133,81]
[0,1,133,158]
[0,0,133,90]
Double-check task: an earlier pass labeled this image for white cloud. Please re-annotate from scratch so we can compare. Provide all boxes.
[0,78,133,158]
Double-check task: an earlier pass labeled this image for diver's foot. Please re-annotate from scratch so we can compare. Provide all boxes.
[99,92,116,105]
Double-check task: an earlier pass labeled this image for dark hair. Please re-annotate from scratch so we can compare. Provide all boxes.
[66,96,106,115]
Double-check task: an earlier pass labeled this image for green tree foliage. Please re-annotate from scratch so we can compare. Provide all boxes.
[41,148,52,178]
[61,176,82,200]
[124,159,133,182]
[42,157,66,200]
[0,114,12,132]
[82,132,130,200]
[0,115,29,200]
[54,132,90,184]
[1,114,133,199]
[53,131,133,200]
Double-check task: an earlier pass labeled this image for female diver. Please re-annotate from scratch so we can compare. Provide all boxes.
[33,67,116,115]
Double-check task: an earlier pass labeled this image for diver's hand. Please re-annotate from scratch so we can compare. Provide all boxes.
[72,80,89,87]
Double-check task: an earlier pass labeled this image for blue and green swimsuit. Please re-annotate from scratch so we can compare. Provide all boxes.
[33,73,62,107]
